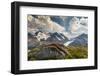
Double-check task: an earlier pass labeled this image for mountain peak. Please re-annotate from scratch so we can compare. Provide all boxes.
[47,32,69,44]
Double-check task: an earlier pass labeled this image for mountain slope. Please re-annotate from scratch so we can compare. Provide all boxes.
[47,32,69,44]
[68,33,88,46]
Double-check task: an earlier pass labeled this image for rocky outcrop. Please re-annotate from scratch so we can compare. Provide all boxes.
[29,44,70,60]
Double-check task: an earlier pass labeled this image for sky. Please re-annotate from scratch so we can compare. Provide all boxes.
[28,15,88,39]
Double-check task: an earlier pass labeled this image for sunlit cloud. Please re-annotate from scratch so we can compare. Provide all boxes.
[28,15,65,33]
[68,17,88,35]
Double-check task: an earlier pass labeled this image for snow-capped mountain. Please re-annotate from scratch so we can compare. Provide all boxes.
[47,32,69,43]
[32,31,69,42]
[67,33,88,46]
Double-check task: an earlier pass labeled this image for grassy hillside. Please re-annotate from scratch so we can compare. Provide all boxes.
[28,45,88,61]
[65,46,88,59]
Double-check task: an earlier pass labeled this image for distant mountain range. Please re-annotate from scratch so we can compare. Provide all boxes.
[65,33,88,46]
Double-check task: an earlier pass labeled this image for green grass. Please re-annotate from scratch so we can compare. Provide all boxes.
[28,48,40,60]
[65,46,88,59]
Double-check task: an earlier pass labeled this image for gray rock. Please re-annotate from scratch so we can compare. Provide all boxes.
[28,38,40,49]
[32,44,68,60]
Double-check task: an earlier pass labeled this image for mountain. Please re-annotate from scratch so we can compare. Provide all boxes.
[28,30,69,48]
[47,32,69,44]
[68,33,88,46]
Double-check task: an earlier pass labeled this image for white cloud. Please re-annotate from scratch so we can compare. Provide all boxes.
[28,15,65,33]
[80,17,88,26]
[68,17,88,38]
[69,17,80,33]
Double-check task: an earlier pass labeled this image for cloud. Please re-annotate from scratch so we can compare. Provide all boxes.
[68,17,88,35]
[28,15,65,33]
[69,17,80,33]
[28,15,88,39]
[80,17,88,26]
